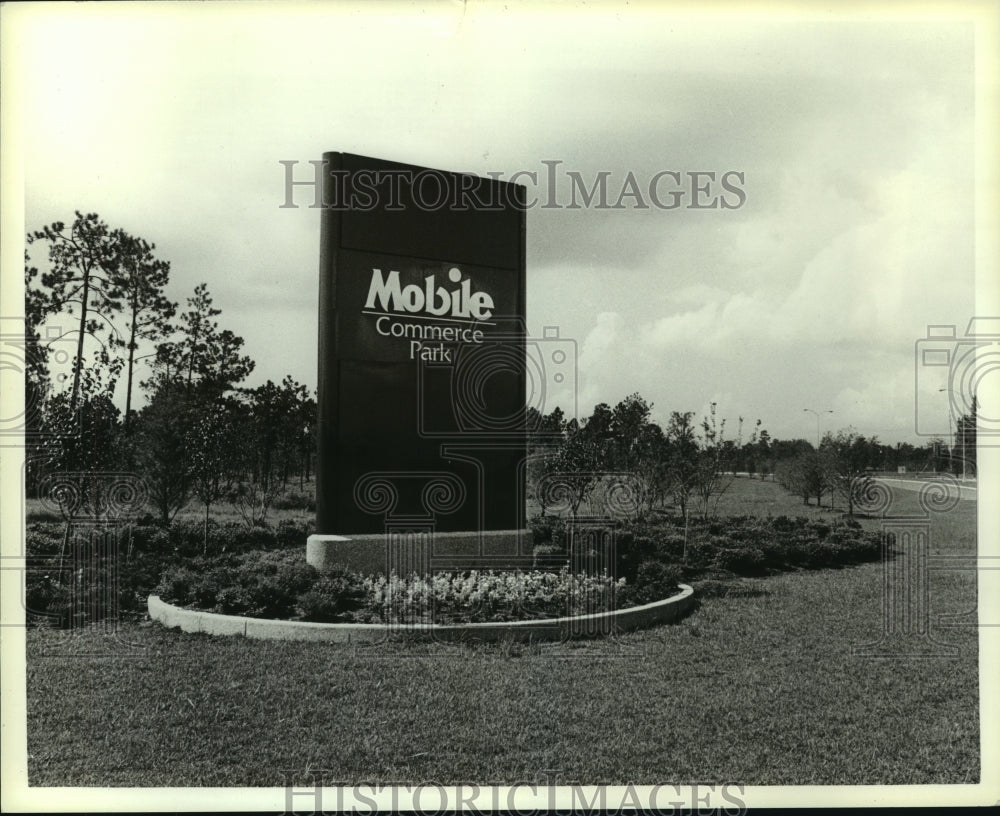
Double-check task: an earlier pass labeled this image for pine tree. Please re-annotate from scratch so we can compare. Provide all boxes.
[107,231,176,431]
[27,212,124,410]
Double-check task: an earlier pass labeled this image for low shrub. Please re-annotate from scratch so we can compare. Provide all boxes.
[24,573,71,628]
[151,521,293,557]
[683,538,716,570]
[297,568,366,622]
[643,508,682,526]
[21,530,172,626]
[224,576,291,618]
[275,518,313,549]
[528,515,567,549]
[265,558,318,598]
[715,545,767,576]
[771,514,798,532]
[654,532,688,562]
[155,560,630,625]
[26,524,65,557]
[576,513,882,585]
[619,560,683,606]
[155,566,203,607]
[156,551,319,618]
[215,585,251,615]
[612,529,658,583]
[24,517,318,628]
[532,544,566,568]
[118,554,175,614]
[136,526,172,555]
[273,490,316,512]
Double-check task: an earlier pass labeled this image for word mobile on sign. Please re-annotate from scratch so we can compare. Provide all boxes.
[363,267,493,360]
[365,267,494,318]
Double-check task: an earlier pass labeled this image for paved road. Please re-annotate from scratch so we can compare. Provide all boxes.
[875,476,977,500]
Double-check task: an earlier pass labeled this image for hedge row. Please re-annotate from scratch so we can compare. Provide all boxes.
[532,513,883,581]
[157,550,323,619]
[23,519,314,628]
[29,517,313,558]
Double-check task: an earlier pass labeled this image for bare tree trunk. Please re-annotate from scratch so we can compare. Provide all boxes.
[683,507,689,562]
[124,293,138,432]
[203,502,211,554]
[70,266,91,412]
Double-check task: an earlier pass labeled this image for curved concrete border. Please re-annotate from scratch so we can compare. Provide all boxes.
[148,584,695,643]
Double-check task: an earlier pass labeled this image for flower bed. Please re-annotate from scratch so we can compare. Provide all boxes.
[154,549,645,624]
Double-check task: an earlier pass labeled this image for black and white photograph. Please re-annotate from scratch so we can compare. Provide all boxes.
[2,1,998,812]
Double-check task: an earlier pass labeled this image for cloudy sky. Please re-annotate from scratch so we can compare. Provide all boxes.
[5,2,997,445]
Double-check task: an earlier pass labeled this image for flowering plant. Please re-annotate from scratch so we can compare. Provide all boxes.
[361,568,626,624]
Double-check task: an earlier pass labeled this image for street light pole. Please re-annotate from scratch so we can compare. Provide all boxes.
[938,387,953,475]
[803,408,834,448]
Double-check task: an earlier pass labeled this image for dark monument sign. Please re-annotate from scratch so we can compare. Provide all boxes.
[313,153,528,553]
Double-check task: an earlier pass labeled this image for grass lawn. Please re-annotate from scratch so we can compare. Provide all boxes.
[24,477,980,787]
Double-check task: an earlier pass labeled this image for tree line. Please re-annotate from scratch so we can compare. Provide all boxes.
[527,394,973,523]
[24,212,316,540]
[527,395,762,522]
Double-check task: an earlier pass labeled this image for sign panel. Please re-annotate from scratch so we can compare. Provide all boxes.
[316,153,527,535]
